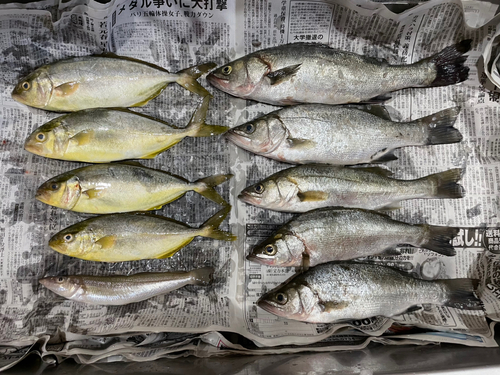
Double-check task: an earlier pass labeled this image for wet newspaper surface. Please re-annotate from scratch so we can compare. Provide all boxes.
[0,0,499,366]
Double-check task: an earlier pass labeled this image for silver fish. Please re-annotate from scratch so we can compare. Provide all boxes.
[207,41,471,106]
[239,165,464,212]
[258,263,479,323]
[24,96,228,163]
[227,105,462,165]
[39,267,213,305]
[12,55,215,112]
[36,162,231,213]
[248,208,458,267]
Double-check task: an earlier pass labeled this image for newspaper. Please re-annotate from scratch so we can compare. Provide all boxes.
[0,0,500,367]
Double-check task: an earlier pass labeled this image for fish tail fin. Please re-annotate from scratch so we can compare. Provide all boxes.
[193,174,233,205]
[189,267,214,286]
[414,107,463,145]
[419,168,465,199]
[186,96,228,137]
[422,225,459,256]
[425,39,472,87]
[176,62,216,97]
[199,205,237,241]
[441,279,483,310]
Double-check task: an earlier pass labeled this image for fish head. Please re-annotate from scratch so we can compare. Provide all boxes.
[12,67,53,109]
[49,224,90,258]
[24,117,69,158]
[238,176,299,211]
[226,114,287,154]
[36,174,81,210]
[39,276,82,299]
[248,233,305,267]
[258,281,322,322]
[207,56,268,97]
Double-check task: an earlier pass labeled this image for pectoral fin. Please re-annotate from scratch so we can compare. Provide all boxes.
[96,235,117,250]
[70,130,94,146]
[267,64,301,85]
[54,82,80,97]
[321,300,349,313]
[84,188,104,199]
[297,191,328,202]
[287,138,315,149]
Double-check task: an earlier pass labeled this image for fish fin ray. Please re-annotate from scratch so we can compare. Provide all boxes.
[70,130,94,146]
[186,96,229,137]
[348,166,393,178]
[194,174,233,205]
[441,278,482,310]
[422,225,458,256]
[54,82,80,97]
[424,40,472,87]
[96,235,117,250]
[200,205,236,241]
[416,107,462,145]
[84,188,104,199]
[154,238,194,258]
[267,64,301,85]
[176,63,216,97]
[345,104,392,120]
[287,137,315,149]
[297,191,329,202]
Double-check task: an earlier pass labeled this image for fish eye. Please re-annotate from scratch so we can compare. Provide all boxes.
[57,277,64,283]
[50,183,59,190]
[36,133,46,142]
[265,244,276,255]
[245,123,255,134]
[21,81,30,90]
[254,184,265,194]
[221,65,232,75]
[275,292,288,304]
[64,234,73,242]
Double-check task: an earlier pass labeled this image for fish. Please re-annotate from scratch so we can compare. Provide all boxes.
[48,206,235,261]
[24,96,227,163]
[239,164,464,212]
[248,208,459,268]
[257,263,480,323]
[226,105,462,165]
[207,41,471,106]
[39,267,213,305]
[12,55,215,112]
[36,162,232,213]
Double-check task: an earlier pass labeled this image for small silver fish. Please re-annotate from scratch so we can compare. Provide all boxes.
[226,105,462,165]
[207,41,471,106]
[239,165,465,212]
[12,55,215,112]
[39,267,213,305]
[248,208,458,267]
[258,263,479,323]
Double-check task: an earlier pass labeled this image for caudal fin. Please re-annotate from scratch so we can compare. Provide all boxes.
[415,107,463,145]
[421,168,465,199]
[194,174,233,205]
[186,96,229,137]
[422,225,459,256]
[426,40,472,87]
[176,62,217,97]
[441,279,483,310]
[199,205,237,241]
[189,267,214,286]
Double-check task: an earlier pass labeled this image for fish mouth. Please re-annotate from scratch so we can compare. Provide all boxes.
[257,299,285,316]
[24,140,44,155]
[238,191,260,206]
[206,73,229,90]
[246,253,274,266]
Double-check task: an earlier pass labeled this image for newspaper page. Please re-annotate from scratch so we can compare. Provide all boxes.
[0,0,499,366]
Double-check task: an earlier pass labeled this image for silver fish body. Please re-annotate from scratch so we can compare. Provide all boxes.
[227,105,462,165]
[258,263,478,323]
[36,163,231,213]
[208,41,471,106]
[39,267,213,305]
[248,208,458,267]
[12,56,215,112]
[239,165,464,212]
